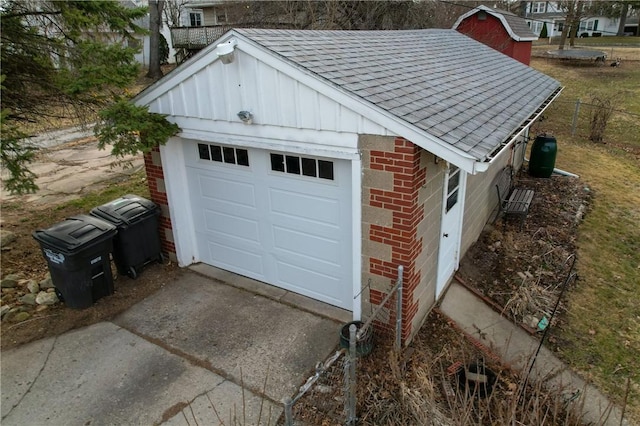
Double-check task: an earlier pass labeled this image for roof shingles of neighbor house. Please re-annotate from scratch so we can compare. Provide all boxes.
[491,7,538,39]
[236,28,561,161]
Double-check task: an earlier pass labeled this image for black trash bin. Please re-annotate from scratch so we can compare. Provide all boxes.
[33,215,117,309]
[90,194,162,279]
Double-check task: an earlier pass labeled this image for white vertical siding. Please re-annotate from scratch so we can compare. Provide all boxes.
[151,50,390,136]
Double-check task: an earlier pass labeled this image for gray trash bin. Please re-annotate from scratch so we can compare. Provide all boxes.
[90,194,162,279]
[33,215,116,309]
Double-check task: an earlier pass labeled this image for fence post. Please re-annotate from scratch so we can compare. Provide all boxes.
[571,99,581,136]
[347,324,357,425]
[395,265,403,352]
[283,397,293,426]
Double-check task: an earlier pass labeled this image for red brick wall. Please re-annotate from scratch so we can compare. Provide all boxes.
[144,147,176,258]
[367,137,427,341]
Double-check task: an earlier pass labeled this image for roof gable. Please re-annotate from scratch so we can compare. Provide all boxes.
[135,28,560,173]
[453,5,538,41]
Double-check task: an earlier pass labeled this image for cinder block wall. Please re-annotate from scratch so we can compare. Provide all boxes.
[461,143,518,256]
[360,135,441,344]
[144,146,177,261]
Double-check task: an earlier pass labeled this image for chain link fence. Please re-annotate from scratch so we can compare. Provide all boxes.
[283,266,404,426]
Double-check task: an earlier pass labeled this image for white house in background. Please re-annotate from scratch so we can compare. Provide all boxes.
[181,0,230,27]
[522,1,638,37]
[122,0,179,65]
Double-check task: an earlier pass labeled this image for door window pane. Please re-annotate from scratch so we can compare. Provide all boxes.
[198,143,210,160]
[271,153,285,172]
[236,149,249,166]
[286,155,301,174]
[223,147,236,164]
[210,145,223,162]
[318,160,334,180]
[302,158,317,177]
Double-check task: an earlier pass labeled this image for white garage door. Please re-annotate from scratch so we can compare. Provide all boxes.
[185,141,353,310]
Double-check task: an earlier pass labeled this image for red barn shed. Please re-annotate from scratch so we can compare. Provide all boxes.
[453,5,537,65]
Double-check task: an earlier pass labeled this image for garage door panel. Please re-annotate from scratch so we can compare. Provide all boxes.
[199,175,256,208]
[206,240,265,278]
[272,226,341,266]
[275,261,344,305]
[204,210,261,243]
[269,188,340,226]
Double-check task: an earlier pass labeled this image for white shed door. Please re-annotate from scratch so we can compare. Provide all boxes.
[185,142,353,310]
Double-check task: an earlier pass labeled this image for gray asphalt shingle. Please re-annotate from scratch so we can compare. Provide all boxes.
[237,28,560,161]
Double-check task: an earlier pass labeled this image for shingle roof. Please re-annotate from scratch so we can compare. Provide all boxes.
[491,7,538,39]
[236,28,560,161]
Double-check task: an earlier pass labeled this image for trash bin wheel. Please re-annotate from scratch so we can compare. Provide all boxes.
[127,266,138,279]
[158,252,166,265]
[55,288,65,303]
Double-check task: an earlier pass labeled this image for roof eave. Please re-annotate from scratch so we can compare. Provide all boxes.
[472,85,564,174]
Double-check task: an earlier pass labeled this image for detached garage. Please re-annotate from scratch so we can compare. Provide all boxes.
[135,28,561,343]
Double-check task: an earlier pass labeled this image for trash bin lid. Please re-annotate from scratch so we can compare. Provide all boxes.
[90,194,158,226]
[33,215,117,253]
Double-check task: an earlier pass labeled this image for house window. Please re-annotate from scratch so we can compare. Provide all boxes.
[530,21,543,35]
[216,13,227,24]
[531,2,546,13]
[579,21,587,31]
[189,11,203,27]
[587,21,594,31]
[198,143,249,166]
[270,153,334,180]
[445,165,460,213]
[556,21,564,32]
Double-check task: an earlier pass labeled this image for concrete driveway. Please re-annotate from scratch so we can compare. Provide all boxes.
[1,267,348,425]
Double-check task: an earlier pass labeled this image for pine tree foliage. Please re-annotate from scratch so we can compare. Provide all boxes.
[0,1,178,195]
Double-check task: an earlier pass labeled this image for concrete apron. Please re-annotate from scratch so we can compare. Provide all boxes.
[1,269,348,426]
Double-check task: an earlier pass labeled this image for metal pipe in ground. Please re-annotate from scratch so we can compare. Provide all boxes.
[347,324,357,425]
[283,397,293,426]
[395,265,404,352]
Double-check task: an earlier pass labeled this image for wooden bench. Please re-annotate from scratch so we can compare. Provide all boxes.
[495,166,534,229]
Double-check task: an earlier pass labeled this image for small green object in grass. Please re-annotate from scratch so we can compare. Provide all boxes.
[538,316,549,331]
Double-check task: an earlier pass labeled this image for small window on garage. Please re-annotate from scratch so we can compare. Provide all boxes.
[318,160,334,180]
[301,158,316,177]
[286,155,301,174]
[270,153,285,172]
[270,153,334,180]
[198,144,248,166]
[198,143,210,160]
[210,145,223,162]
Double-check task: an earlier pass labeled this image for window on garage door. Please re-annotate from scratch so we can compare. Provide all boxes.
[269,153,334,180]
[198,143,249,166]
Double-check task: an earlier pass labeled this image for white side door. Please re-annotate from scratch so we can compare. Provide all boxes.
[436,163,466,299]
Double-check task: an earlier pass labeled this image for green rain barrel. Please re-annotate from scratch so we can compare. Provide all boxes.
[529,134,557,178]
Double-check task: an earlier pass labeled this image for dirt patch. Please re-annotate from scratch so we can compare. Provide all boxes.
[457,170,590,331]
[0,197,180,350]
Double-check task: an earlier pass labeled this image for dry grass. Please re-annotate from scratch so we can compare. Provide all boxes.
[292,316,593,426]
[528,56,640,421]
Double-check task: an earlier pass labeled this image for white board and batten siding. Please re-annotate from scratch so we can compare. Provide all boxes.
[147,50,392,139]
[150,48,396,313]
